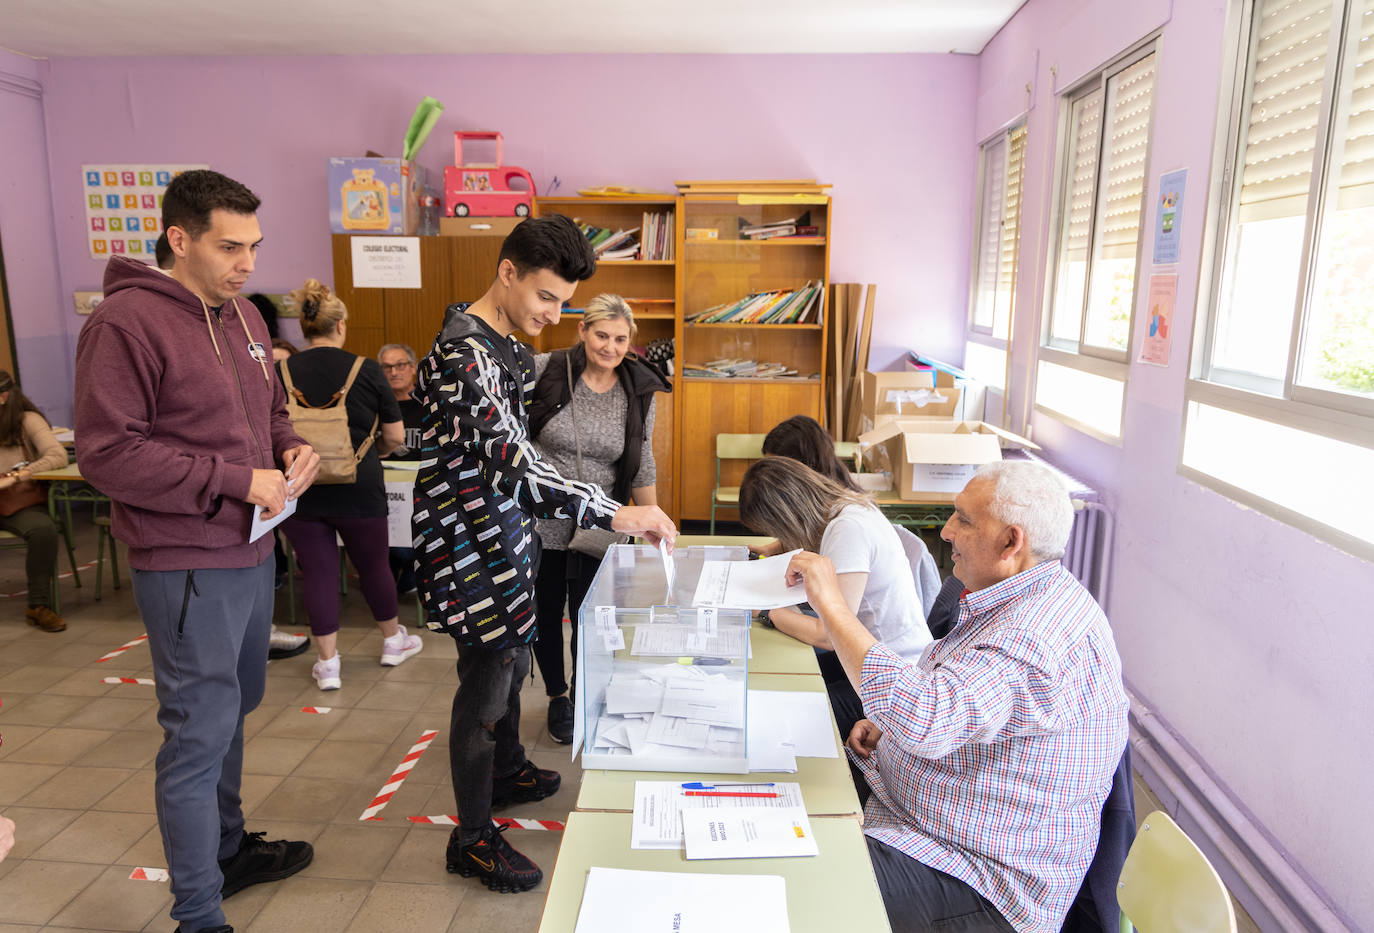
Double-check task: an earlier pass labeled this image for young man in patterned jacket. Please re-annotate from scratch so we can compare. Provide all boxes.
[413,215,675,893]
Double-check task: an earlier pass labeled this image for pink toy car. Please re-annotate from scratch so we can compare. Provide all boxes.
[443,131,536,218]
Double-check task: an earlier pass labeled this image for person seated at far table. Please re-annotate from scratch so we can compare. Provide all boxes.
[740,456,931,739]
[763,414,864,492]
[0,370,70,632]
[377,342,424,598]
[785,460,1128,933]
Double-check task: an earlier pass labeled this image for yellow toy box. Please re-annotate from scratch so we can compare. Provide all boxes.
[328,157,425,235]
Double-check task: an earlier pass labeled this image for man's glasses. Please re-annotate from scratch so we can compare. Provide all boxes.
[380,362,414,372]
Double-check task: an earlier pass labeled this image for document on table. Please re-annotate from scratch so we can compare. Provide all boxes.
[248,496,297,543]
[749,690,839,758]
[692,549,807,610]
[631,780,806,849]
[682,806,819,860]
[631,623,748,658]
[574,867,789,933]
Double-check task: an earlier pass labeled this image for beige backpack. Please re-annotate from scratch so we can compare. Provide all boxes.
[279,356,378,485]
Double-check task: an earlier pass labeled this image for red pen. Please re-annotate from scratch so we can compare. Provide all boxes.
[682,791,779,798]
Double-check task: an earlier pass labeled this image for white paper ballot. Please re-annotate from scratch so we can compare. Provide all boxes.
[660,537,676,598]
[692,549,807,610]
[631,780,806,849]
[574,867,789,933]
[749,690,839,758]
[248,496,297,543]
[682,806,819,860]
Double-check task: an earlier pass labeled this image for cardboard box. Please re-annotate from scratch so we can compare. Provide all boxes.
[328,157,424,235]
[439,216,524,237]
[860,370,962,432]
[857,420,1037,502]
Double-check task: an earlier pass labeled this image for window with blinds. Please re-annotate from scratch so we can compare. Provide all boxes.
[1046,48,1157,358]
[1204,0,1374,406]
[971,124,1026,342]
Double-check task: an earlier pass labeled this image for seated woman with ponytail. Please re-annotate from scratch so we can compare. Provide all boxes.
[0,371,69,632]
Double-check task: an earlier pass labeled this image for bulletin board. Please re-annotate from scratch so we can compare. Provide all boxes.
[81,164,208,262]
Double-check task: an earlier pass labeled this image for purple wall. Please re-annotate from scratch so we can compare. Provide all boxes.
[0,50,75,424]
[981,0,1374,926]
[16,53,977,425]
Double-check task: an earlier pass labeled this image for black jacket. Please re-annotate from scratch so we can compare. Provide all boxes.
[527,343,671,504]
[411,304,619,648]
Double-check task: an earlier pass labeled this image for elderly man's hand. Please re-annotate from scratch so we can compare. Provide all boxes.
[785,550,842,607]
[846,719,883,760]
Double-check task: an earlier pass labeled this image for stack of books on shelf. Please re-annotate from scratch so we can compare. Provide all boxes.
[640,210,674,260]
[577,220,641,260]
[685,280,825,324]
[683,359,801,379]
[739,210,818,240]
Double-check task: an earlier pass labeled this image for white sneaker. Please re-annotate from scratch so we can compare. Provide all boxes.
[381,625,424,667]
[268,626,309,660]
[312,654,341,690]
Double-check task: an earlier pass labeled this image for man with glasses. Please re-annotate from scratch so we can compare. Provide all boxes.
[379,344,422,596]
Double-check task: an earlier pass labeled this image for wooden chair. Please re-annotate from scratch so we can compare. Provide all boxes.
[1118,810,1237,933]
[709,433,765,533]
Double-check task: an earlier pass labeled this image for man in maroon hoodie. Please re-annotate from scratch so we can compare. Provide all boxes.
[74,170,321,933]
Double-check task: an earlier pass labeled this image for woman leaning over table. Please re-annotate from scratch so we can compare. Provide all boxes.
[0,370,69,632]
[528,294,670,744]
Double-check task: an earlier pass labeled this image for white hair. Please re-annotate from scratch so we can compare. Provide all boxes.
[378,343,417,366]
[973,460,1075,561]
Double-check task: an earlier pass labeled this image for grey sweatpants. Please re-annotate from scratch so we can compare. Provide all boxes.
[132,555,273,932]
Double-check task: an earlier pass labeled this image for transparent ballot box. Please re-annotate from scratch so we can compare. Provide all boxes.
[576,544,751,773]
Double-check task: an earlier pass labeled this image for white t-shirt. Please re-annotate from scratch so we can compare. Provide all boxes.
[819,503,933,662]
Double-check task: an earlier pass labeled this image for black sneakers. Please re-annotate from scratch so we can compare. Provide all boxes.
[175,926,233,933]
[491,760,561,808]
[446,823,543,893]
[547,695,574,745]
[218,830,314,898]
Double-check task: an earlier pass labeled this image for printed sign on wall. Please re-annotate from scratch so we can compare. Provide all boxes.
[82,164,208,262]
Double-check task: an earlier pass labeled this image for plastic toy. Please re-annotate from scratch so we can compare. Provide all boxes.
[443,131,535,218]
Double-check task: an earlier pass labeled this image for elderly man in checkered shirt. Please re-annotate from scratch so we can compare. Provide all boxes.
[787,460,1128,933]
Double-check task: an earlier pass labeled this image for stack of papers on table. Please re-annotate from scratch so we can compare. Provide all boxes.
[681,807,819,860]
[592,664,745,758]
[575,867,790,933]
[631,780,805,849]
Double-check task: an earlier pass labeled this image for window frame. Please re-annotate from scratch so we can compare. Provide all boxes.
[968,122,1027,350]
[1184,0,1374,563]
[1040,40,1159,368]
[1193,0,1374,424]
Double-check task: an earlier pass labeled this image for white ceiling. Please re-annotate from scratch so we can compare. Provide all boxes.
[1,0,1024,57]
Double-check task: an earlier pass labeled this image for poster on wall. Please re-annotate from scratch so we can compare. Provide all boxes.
[81,164,208,262]
[1138,273,1178,367]
[1152,168,1188,265]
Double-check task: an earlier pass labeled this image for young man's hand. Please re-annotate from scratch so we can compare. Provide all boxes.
[282,445,320,499]
[245,469,288,518]
[610,505,677,550]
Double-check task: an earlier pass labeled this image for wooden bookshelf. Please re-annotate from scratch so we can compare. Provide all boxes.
[676,186,831,520]
[533,196,679,516]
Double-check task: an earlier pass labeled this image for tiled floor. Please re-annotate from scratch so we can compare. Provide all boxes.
[0,520,578,932]
[0,519,1264,932]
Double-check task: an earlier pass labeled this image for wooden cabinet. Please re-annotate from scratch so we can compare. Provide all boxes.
[676,190,831,520]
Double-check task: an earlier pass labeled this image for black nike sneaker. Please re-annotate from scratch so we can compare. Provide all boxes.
[491,759,561,808]
[445,823,543,893]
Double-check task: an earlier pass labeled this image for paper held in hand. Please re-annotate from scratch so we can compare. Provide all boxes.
[691,549,806,610]
[249,496,297,543]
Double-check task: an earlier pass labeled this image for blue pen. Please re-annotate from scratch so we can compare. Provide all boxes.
[681,781,776,790]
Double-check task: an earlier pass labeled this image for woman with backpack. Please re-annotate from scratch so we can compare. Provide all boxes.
[278,279,421,690]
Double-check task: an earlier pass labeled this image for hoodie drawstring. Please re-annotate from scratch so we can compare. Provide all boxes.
[228,298,272,387]
[199,297,224,365]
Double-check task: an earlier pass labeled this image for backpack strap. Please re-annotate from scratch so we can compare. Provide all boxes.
[282,355,367,410]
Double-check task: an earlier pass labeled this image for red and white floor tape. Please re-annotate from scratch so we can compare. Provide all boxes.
[129,867,170,882]
[301,706,332,714]
[407,815,565,832]
[102,677,155,685]
[359,728,438,821]
[95,632,148,663]
[0,560,97,599]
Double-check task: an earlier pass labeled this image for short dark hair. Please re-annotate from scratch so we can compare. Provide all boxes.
[154,232,173,270]
[763,415,864,493]
[498,215,596,282]
[162,169,260,240]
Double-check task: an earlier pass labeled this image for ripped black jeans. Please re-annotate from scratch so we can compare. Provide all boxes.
[449,642,530,841]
